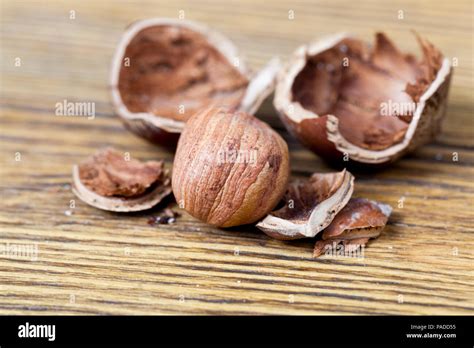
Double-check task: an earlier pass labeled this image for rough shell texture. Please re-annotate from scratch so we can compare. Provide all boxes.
[313,198,392,257]
[77,147,163,197]
[172,107,290,227]
[256,169,354,240]
[110,18,280,145]
[72,148,171,212]
[274,32,452,164]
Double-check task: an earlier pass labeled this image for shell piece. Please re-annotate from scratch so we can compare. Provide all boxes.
[110,18,280,145]
[77,147,163,197]
[274,32,452,164]
[313,198,392,257]
[72,148,171,212]
[239,57,281,115]
[256,169,354,240]
[172,106,290,228]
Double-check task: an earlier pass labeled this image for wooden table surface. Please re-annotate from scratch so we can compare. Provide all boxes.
[1,0,473,315]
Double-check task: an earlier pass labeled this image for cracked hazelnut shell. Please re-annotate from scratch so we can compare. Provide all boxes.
[313,197,392,257]
[172,106,290,227]
[256,169,354,240]
[274,32,452,164]
[72,148,171,212]
[110,18,280,145]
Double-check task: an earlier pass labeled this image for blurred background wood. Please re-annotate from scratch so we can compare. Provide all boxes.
[0,0,473,315]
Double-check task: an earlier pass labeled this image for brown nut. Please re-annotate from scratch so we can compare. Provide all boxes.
[172,106,290,227]
[72,147,171,212]
[256,169,354,240]
[313,197,392,257]
[274,32,452,164]
[110,18,280,145]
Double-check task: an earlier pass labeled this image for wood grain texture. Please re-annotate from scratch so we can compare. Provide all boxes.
[0,0,473,315]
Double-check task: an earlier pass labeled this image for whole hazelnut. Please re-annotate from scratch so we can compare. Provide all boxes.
[172,107,290,227]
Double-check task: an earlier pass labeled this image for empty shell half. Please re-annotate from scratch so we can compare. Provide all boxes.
[72,147,171,212]
[110,18,280,145]
[274,32,452,164]
[256,169,354,240]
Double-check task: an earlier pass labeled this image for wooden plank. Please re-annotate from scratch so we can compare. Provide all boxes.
[0,0,473,315]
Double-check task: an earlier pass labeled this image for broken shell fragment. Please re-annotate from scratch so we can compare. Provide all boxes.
[72,147,171,212]
[313,198,392,257]
[256,169,354,240]
[147,208,181,225]
[110,18,280,145]
[274,32,452,164]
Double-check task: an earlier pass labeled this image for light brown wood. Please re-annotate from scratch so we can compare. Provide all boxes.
[0,0,473,315]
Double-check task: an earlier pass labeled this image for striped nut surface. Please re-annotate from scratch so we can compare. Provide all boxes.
[172,107,290,227]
